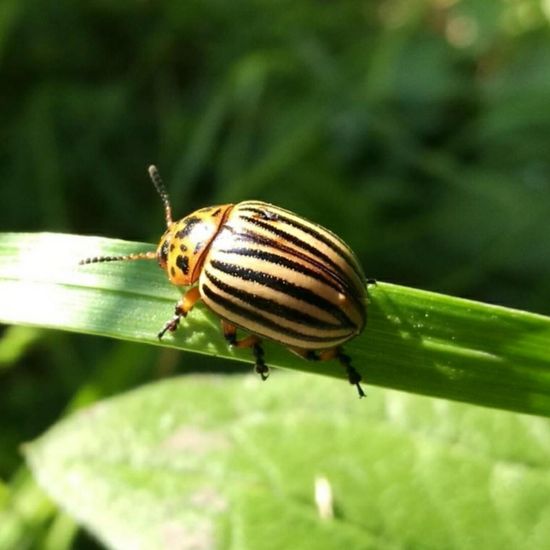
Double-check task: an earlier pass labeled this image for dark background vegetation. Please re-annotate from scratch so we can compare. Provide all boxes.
[1,0,550,546]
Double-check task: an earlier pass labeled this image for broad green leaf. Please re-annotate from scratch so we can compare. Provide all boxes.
[1,232,550,416]
[25,374,550,550]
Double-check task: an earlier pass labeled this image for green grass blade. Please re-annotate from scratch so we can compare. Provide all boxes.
[1,232,550,416]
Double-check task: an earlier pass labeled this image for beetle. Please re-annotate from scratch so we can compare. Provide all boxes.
[81,166,369,397]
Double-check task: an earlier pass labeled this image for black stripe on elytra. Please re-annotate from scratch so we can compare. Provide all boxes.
[204,270,345,330]
[239,206,365,285]
[175,216,202,239]
[218,246,343,295]
[209,260,356,328]
[239,215,354,288]
[201,283,346,344]
[216,225,365,315]
[228,228,364,310]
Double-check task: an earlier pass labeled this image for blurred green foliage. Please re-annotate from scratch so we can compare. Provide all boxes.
[1,0,550,547]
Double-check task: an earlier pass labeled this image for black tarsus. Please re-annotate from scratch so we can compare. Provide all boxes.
[300,347,366,398]
[337,348,365,398]
[158,304,185,340]
[223,330,237,346]
[253,342,269,380]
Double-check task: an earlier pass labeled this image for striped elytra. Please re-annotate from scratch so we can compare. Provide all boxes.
[199,201,366,350]
[80,167,369,397]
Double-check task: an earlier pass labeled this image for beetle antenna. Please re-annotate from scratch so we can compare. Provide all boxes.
[148,165,172,227]
[79,251,157,265]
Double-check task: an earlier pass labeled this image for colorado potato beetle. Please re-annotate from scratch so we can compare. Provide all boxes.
[81,166,369,397]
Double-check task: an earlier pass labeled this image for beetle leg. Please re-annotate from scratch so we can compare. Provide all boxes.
[158,286,201,340]
[221,321,270,380]
[290,346,366,398]
[333,348,366,399]
[252,342,269,381]
[157,303,184,339]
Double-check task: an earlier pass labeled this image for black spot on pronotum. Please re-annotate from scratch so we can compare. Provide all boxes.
[176,255,190,275]
[158,240,169,265]
[170,267,176,277]
[180,244,188,252]
[212,207,222,217]
[170,244,175,252]
[175,216,201,239]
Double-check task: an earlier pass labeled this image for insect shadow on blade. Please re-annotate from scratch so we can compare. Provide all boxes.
[80,166,372,397]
